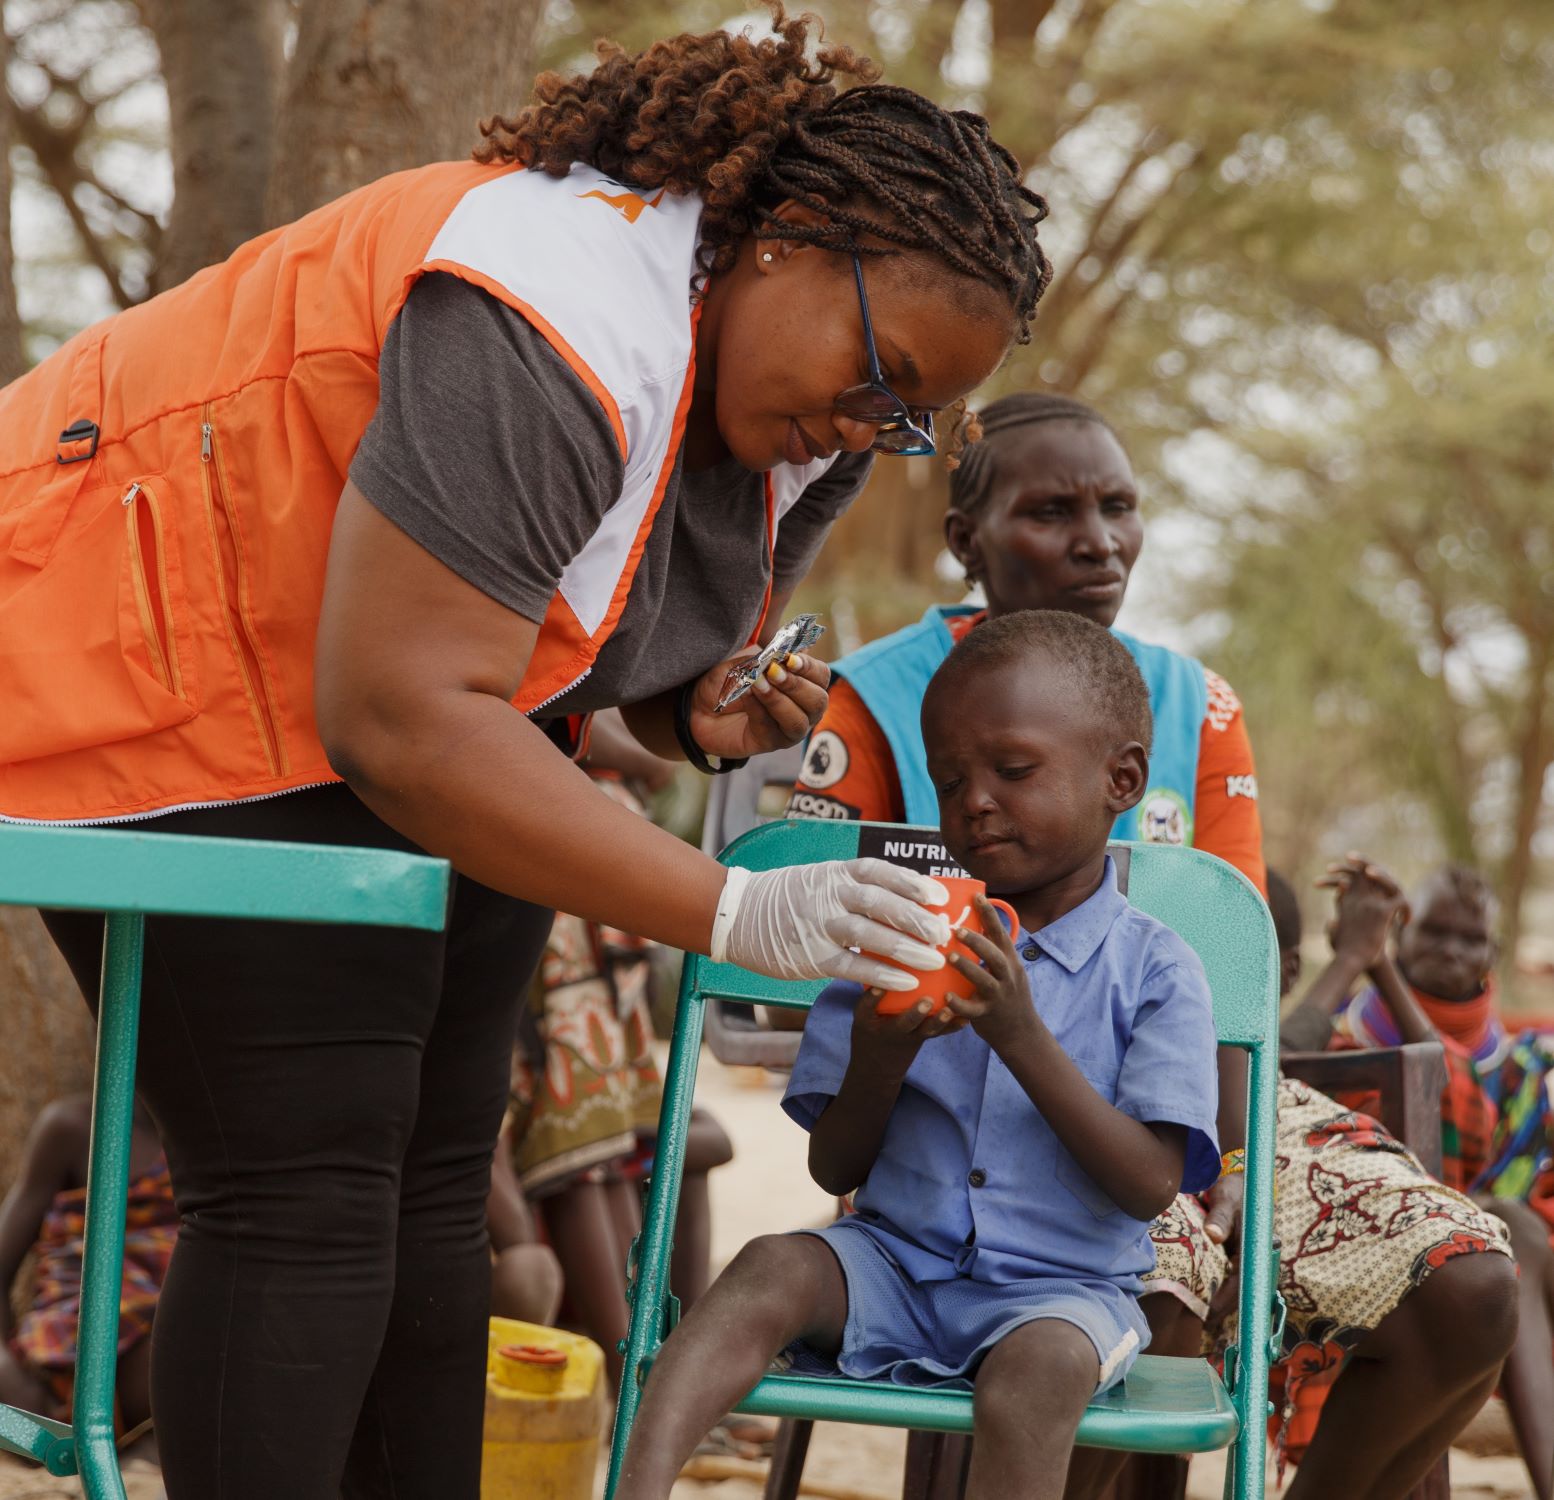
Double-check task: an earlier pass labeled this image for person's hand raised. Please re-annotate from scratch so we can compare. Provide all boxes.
[1316,852,1407,969]
[942,894,1038,1056]
[687,649,829,760]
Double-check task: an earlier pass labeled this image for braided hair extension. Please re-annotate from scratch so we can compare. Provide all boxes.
[948,391,1119,519]
[475,8,1051,342]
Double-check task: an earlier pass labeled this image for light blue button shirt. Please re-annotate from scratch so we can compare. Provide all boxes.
[783,857,1220,1290]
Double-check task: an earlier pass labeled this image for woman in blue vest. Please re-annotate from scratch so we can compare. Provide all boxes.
[790,392,1519,1499]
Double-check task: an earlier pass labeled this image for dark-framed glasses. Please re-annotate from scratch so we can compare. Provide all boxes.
[832,253,937,458]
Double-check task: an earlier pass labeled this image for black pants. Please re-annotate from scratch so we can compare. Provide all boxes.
[43,784,553,1499]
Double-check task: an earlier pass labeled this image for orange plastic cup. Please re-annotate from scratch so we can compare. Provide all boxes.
[874,876,1020,1017]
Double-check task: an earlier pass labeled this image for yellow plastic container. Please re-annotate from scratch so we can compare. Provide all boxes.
[480,1317,606,1500]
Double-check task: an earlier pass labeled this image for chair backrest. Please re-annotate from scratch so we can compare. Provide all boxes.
[0,824,449,930]
[695,820,1278,1050]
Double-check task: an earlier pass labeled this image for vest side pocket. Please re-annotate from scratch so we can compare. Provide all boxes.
[0,476,201,764]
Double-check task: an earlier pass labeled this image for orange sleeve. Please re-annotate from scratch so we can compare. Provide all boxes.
[1193,670,1267,895]
[787,676,905,823]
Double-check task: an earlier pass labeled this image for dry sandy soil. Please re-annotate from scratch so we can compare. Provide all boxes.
[0,1050,1533,1498]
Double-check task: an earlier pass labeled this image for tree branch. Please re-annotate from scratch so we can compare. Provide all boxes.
[7,100,137,310]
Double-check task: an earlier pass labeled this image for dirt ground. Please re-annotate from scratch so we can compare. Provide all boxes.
[0,1049,1534,1499]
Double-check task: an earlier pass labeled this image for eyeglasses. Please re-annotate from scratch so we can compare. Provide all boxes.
[832,253,937,457]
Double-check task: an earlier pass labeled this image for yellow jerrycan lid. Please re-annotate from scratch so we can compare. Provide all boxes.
[494,1342,569,1395]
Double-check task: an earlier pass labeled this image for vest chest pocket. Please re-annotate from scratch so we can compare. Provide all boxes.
[0,475,200,764]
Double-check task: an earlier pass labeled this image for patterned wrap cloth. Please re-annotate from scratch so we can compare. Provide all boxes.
[1473,1030,1554,1241]
[8,1157,177,1410]
[1145,1077,1511,1472]
[1339,978,1554,1227]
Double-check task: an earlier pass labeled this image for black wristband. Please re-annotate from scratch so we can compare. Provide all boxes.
[674,679,749,776]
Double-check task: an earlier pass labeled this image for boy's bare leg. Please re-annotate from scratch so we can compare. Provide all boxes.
[1479,1197,1554,1500]
[491,1243,565,1327]
[0,1348,56,1418]
[543,1179,634,1388]
[1062,1291,1201,1500]
[967,1319,1101,1500]
[1285,1250,1517,1500]
[615,1234,847,1500]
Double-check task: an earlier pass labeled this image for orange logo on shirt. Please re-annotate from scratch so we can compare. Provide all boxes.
[578,187,667,223]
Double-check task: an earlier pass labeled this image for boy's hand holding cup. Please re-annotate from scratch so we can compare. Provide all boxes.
[855,877,1028,1058]
[943,893,1039,1054]
[852,985,964,1073]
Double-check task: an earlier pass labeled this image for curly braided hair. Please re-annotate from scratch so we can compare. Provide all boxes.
[476,8,1052,343]
[949,391,1119,518]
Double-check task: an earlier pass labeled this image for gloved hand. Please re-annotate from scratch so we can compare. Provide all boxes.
[710,859,953,992]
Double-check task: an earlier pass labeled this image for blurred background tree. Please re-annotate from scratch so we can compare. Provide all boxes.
[0,0,1550,1010]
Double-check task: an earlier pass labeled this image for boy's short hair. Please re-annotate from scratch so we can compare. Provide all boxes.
[928,609,1153,753]
[1265,869,1302,952]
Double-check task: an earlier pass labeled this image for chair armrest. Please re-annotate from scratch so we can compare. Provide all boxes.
[1280,1043,1447,1178]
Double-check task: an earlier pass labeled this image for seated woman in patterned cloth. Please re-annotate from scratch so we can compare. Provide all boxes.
[1286,858,1554,1498]
[787,391,1519,1499]
[0,1092,173,1472]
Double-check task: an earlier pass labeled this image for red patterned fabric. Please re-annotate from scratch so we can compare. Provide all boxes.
[9,1157,176,1373]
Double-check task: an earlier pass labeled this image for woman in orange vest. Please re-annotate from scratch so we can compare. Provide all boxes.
[0,13,1051,1498]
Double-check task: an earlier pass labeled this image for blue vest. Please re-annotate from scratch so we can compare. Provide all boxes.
[831,605,1208,845]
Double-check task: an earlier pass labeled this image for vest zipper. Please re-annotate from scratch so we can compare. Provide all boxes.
[528,667,592,716]
[0,781,336,827]
[199,408,286,777]
[122,482,184,698]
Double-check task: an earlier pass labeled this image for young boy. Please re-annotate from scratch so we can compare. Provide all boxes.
[617,611,1221,1500]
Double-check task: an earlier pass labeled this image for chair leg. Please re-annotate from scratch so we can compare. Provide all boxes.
[902,1431,973,1500]
[75,912,146,1500]
[602,984,707,1500]
[763,1419,815,1500]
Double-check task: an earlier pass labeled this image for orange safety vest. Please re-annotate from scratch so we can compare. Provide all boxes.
[0,160,837,824]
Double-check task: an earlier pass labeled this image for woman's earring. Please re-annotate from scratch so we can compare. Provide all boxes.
[762,252,774,262]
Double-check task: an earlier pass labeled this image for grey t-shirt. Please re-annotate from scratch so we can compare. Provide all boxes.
[350,273,871,718]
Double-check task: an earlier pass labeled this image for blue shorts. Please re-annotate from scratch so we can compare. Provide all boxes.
[784,1219,1148,1394]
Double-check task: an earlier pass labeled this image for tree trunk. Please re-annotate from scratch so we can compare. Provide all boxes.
[0,27,26,382]
[0,911,93,1192]
[0,42,87,1199]
[142,0,288,292]
[1499,633,1553,973]
[265,0,547,226]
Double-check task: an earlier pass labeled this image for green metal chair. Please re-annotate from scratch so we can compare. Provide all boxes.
[605,821,1282,1500]
[0,823,451,1500]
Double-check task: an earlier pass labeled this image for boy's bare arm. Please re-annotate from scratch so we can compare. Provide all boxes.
[807,994,956,1197]
[486,1126,540,1251]
[946,898,1188,1221]
[0,1099,90,1341]
[992,1022,1188,1221]
[1367,952,1439,1046]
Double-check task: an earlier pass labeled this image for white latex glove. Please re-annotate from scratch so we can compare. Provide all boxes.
[709,859,953,992]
